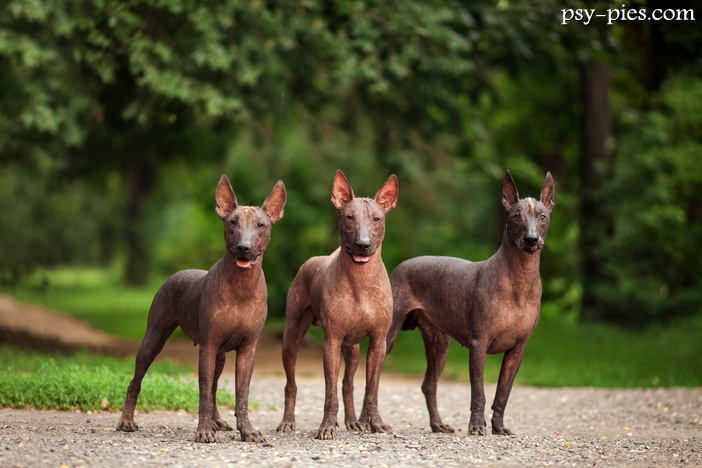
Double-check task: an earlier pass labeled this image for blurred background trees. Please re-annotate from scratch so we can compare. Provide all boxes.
[1,0,700,326]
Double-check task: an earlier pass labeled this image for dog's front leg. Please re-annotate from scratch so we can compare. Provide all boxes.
[211,351,233,432]
[468,336,489,435]
[490,343,525,435]
[362,336,394,434]
[341,343,363,431]
[235,342,265,443]
[195,344,219,442]
[316,337,342,440]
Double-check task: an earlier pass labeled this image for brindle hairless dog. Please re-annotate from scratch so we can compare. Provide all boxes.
[276,170,398,440]
[387,170,555,435]
[116,175,286,443]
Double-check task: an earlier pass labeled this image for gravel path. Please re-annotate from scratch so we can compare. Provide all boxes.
[2,375,701,467]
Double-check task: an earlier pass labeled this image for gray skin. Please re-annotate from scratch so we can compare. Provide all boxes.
[385,170,555,436]
[116,175,286,444]
[276,170,398,440]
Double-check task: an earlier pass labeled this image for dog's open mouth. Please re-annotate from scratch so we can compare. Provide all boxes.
[345,246,375,265]
[525,245,541,254]
[235,254,261,269]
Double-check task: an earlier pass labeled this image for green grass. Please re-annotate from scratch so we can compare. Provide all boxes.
[0,346,238,412]
[384,315,702,388]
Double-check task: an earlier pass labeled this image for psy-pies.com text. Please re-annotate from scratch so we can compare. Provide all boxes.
[562,6,695,26]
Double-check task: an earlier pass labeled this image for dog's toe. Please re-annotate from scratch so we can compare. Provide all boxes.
[241,429,266,443]
[346,420,365,432]
[315,426,336,440]
[468,425,487,436]
[116,420,138,432]
[492,426,515,436]
[276,421,295,432]
[431,423,455,433]
[195,430,216,443]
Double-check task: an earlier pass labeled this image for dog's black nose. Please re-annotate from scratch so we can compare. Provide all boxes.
[524,235,538,246]
[355,240,371,252]
[237,242,252,253]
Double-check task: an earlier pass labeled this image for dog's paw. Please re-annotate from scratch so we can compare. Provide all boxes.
[431,422,455,433]
[315,424,337,440]
[369,420,394,435]
[195,429,216,443]
[240,428,266,443]
[492,425,515,436]
[468,422,487,436]
[116,419,138,432]
[345,419,365,432]
[214,418,233,432]
[276,421,295,432]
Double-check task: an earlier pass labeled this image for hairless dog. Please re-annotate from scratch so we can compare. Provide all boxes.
[117,175,286,443]
[276,170,398,440]
[386,170,555,435]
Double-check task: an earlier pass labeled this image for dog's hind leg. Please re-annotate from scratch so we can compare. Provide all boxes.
[276,287,315,432]
[211,351,233,432]
[341,343,364,431]
[117,303,178,432]
[417,320,454,433]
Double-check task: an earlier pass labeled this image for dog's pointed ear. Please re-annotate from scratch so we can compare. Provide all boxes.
[375,174,398,214]
[502,170,519,210]
[540,172,555,212]
[331,170,354,209]
[261,180,286,224]
[215,175,238,219]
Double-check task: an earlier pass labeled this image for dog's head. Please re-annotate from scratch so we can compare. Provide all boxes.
[215,175,286,270]
[502,170,555,255]
[331,170,398,265]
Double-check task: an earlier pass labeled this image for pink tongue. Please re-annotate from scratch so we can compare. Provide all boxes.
[236,259,252,268]
[353,255,371,263]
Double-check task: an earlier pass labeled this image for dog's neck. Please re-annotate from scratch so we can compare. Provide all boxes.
[337,246,386,283]
[497,228,542,277]
[219,250,265,293]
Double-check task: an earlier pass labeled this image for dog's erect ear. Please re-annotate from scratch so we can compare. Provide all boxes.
[374,174,398,214]
[502,170,520,210]
[540,172,555,212]
[215,175,238,219]
[261,180,287,224]
[331,170,354,209]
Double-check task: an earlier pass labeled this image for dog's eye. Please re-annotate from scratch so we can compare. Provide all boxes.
[257,222,265,228]
[373,217,380,223]
[230,219,237,226]
[513,214,520,221]
[346,215,353,221]
[540,215,547,221]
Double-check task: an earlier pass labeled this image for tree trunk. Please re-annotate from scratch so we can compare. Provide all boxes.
[579,60,612,321]
[124,165,156,286]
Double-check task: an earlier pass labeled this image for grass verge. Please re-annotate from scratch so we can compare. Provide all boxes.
[384,315,702,388]
[0,346,239,412]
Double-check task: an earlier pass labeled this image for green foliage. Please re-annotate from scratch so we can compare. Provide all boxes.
[384,316,702,388]
[590,75,702,325]
[0,345,239,412]
[0,164,123,284]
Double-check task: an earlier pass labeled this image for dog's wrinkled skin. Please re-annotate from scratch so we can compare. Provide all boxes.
[386,170,555,436]
[116,175,286,443]
[276,170,398,440]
